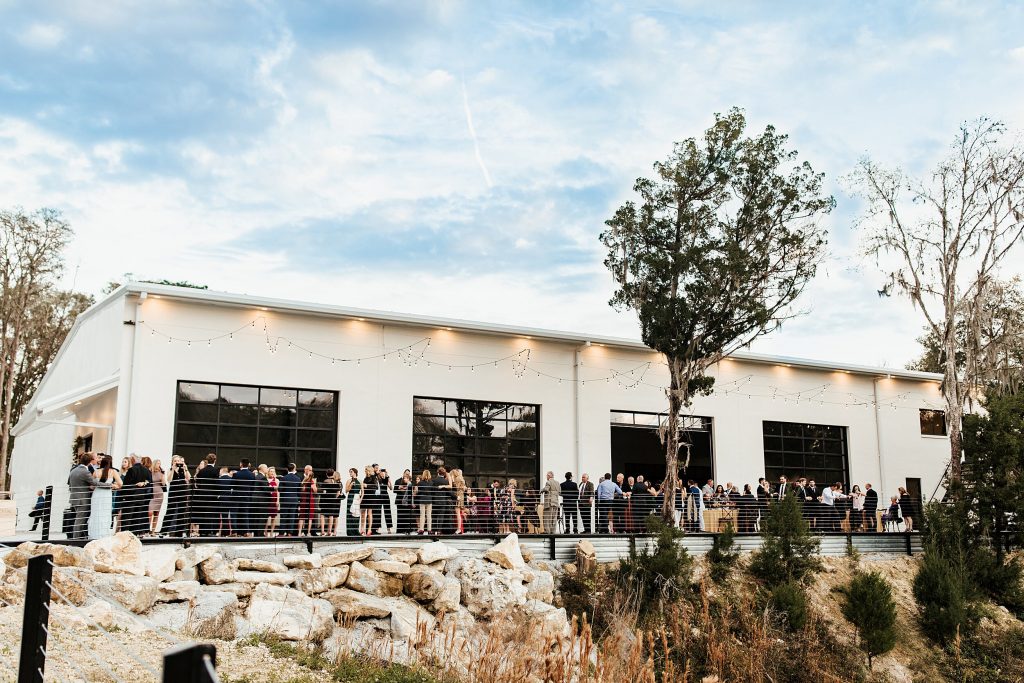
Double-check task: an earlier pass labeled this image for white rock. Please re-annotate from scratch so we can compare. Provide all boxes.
[175,544,218,570]
[283,553,322,569]
[59,600,148,633]
[141,547,179,582]
[187,589,240,639]
[6,542,91,569]
[524,568,555,603]
[294,566,350,595]
[457,558,529,618]
[431,576,461,613]
[364,560,412,575]
[148,602,191,631]
[484,533,526,570]
[79,572,160,613]
[243,583,334,642]
[418,541,458,565]
[235,558,288,573]
[84,532,145,576]
[322,545,374,567]
[439,605,477,635]
[232,571,296,586]
[323,588,393,619]
[171,567,197,582]
[198,554,235,584]
[404,566,445,601]
[519,600,572,641]
[211,582,254,598]
[157,580,200,603]
[390,598,437,642]
[345,561,403,597]
[388,548,421,565]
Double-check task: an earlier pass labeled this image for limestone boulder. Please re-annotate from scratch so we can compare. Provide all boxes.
[439,605,477,635]
[157,580,200,603]
[84,532,145,576]
[483,533,526,570]
[171,566,197,582]
[418,541,458,565]
[519,600,571,641]
[521,546,535,563]
[404,566,445,602]
[187,589,239,640]
[322,545,374,567]
[57,600,148,633]
[283,553,322,569]
[346,561,402,597]
[243,583,334,642]
[175,544,218,570]
[80,572,160,613]
[524,568,555,603]
[364,560,411,575]
[141,546,179,582]
[232,571,295,586]
[197,554,235,585]
[294,566,349,595]
[323,588,393,619]
[235,558,288,573]
[5,542,91,570]
[388,548,421,565]
[457,558,529,618]
[576,539,597,574]
[390,598,437,642]
[212,582,254,598]
[431,576,461,613]
[147,602,191,631]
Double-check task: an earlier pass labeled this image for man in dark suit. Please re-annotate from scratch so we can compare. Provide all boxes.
[121,454,153,535]
[864,483,879,532]
[776,476,788,501]
[804,479,819,528]
[194,453,221,536]
[560,472,580,534]
[279,462,301,537]
[578,473,595,534]
[68,453,96,540]
[232,459,256,537]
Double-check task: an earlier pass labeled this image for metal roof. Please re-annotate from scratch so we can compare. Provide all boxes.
[119,282,941,383]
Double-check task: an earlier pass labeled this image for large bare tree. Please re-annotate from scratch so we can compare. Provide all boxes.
[0,208,78,490]
[851,118,1024,483]
[601,109,834,521]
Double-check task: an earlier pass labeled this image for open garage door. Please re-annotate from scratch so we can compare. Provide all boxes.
[610,411,713,485]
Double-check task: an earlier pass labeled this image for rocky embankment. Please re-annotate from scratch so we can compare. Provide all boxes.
[0,532,571,675]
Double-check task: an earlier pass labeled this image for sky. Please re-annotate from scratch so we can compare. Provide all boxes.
[1,1,1023,370]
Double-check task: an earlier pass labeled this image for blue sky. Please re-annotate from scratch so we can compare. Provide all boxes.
[2,1,1023,368]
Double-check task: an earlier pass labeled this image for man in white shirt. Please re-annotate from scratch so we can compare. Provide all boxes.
[821,482,848,531]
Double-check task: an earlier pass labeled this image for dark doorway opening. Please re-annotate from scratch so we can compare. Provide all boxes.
[905,477,922,511]
[610,412,713,486]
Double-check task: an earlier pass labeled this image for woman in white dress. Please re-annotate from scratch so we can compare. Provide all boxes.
[88,454,123,539]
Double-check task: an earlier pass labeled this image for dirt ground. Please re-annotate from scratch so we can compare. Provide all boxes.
[0,600,334,683]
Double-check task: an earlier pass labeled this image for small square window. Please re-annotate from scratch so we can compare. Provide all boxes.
[920,409,947,436]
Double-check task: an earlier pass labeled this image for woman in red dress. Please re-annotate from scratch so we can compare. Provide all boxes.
[297,465,318,536]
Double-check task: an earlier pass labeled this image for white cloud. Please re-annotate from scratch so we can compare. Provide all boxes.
[18,23,65,50]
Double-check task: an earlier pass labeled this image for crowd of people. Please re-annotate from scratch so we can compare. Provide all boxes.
[61,451,920,540]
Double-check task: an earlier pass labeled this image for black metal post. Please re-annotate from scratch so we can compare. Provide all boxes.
[162,643,218,683]
[40,486,53,542]
[548,534,556,560]
[905,531,913,556]
[18,554,53,683]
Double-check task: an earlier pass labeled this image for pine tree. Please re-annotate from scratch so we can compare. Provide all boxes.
[841,571,898,668]
[748,492,821,586]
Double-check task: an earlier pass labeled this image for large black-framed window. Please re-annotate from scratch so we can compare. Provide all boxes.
[173,380,338,473]
[412,396,540,489]
[762,421,849,489]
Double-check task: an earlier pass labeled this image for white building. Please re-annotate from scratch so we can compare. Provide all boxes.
[9,282,950,529]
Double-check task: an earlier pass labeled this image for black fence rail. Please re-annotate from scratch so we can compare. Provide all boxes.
[12,476,934,543]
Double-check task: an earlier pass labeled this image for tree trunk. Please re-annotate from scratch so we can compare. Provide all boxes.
[0,323,20,491]
[661,357,683,523]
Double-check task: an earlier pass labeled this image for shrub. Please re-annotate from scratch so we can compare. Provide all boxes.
[748,492,821,586]
[914,548,979,644]
[707,522,739,583]
[558,563,616,637]
[616,516,692,622]
[971,549,1024,617]
[769,580,808,631]
[840,570,898,668]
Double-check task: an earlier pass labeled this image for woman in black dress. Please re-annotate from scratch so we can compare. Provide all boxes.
[319,469,342,536]
[344,468,361,537]
[898,486,916,532]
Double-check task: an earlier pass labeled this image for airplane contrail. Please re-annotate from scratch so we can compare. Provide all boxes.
[461,79,494,188]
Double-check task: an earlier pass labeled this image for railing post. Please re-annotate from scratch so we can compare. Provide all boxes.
[18,554,53,683]
[905,531,913,556]
[549,534,556,560]
[162,643,218,683]
[40,486,53,542]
